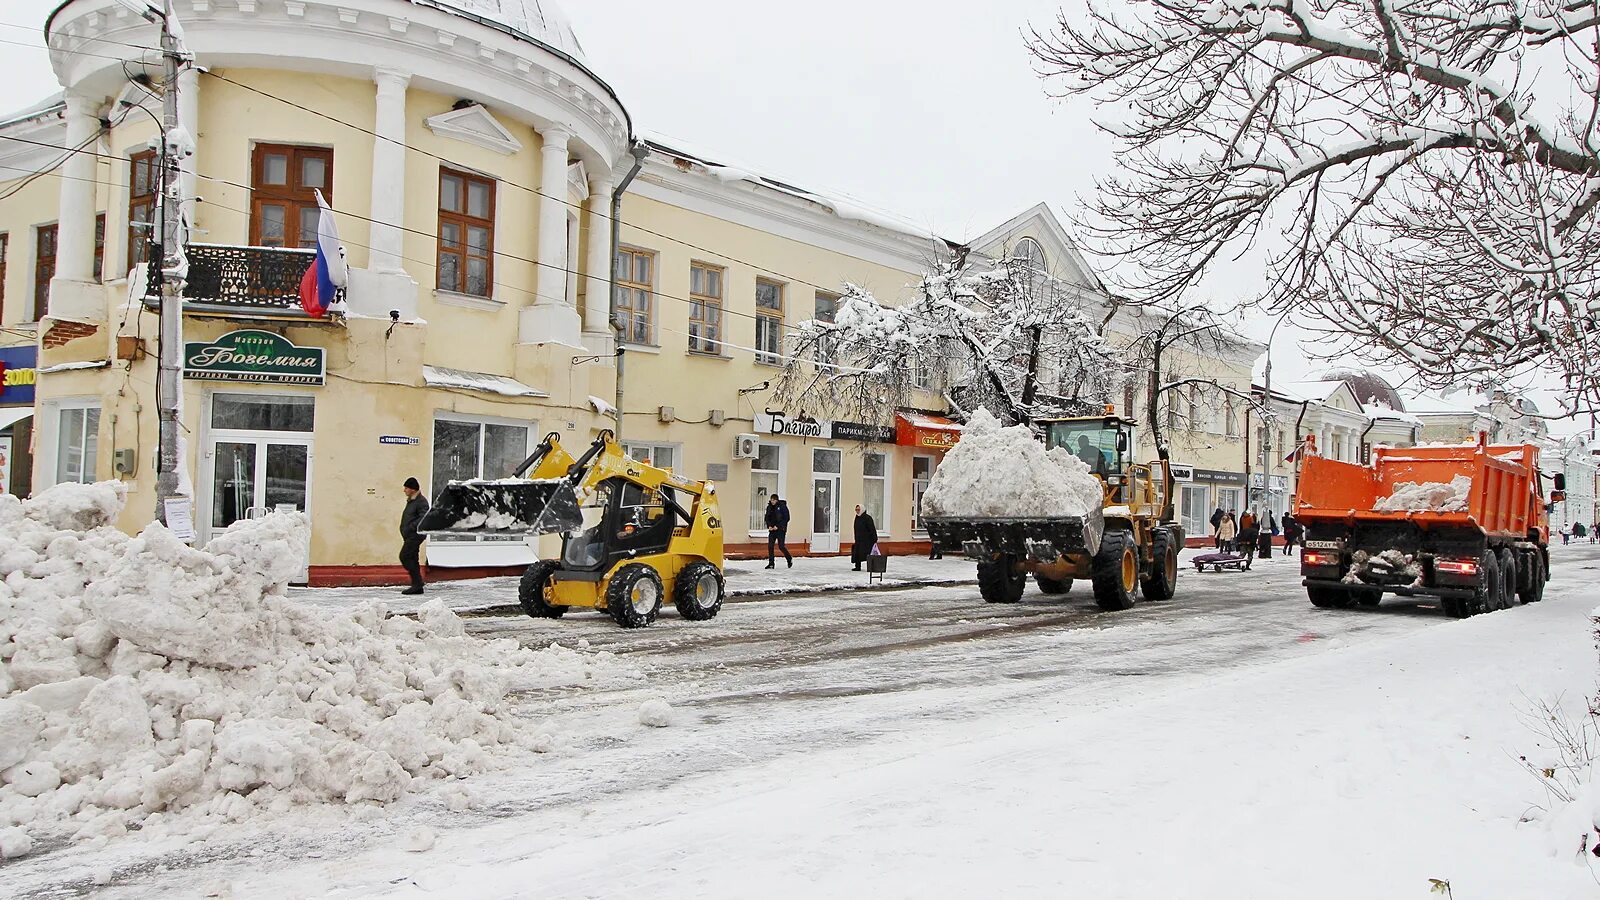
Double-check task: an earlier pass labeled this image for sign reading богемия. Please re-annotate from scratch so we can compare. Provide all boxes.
[184,330,325,386]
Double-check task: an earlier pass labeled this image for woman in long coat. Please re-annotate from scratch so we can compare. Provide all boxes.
[852,505,879,571]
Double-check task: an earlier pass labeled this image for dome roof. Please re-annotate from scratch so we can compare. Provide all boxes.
[429,0,585,61]
[1321,369,1407,412]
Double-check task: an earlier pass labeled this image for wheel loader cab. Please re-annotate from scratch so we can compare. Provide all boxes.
[1045,417,1131,475]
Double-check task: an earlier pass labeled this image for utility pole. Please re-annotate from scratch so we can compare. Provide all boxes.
[153,0,191,526]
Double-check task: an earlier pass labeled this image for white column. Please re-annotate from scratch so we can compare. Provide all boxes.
[369,67,409,274]
[53,90,101,284]
[520,127,581,344]
[582,176,613,338]
[177,66,200,235]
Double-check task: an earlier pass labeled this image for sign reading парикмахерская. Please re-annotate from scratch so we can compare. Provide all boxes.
[183,330,325,386]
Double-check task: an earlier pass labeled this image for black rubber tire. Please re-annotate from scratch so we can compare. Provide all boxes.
[1442,597,1470,619]
[1470,551,1497,617]
[1496,548,1516,611]
[1091,530,1138,611]
[977,558,1026,603]
[1308,586,1352,609]
[1140,528,1178,601]
[673,561,725,621]
[1355,589,1383,607]
[605,563,664,628]
[1520,548,1547,603]
[1033,574,1072,595]
[518,560,568,619]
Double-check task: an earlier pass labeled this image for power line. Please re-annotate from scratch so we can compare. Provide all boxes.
[0,20,162,53]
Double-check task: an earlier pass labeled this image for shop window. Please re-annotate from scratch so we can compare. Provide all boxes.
[912,454,934,533]
[437,168,495,297]
[93,213,105,283]
[814,290,839,365]
[1180,484,1210,539]
[34,223,56,321]
[128,149,157,271]
[688,262,724,355]
[614,247,654,345]
[251,144,333,249]
[748,441,782,534]
[624,442,677,471]
[211,393,316,432]
[755,278,784,365]
[863,451,888,535]
[430,416,534,543]
[52,402,100,486]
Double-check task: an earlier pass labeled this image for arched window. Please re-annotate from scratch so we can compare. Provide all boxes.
[1014,237,1047,275]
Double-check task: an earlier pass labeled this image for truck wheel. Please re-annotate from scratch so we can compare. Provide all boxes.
[1140,529,1178,601]
[1441,597,1470,619]
[1307,586,1351,609]
[606,564,664,628]
[519,560,568,619]
[1091,530,1138,611]
[1033,574,1072,595]
[1354,589,1383,607]
[1496,548,1516,611]
[673,561,724,621]
[1470,552,1498,617]
[1519,550,1546,603]
[978,558,1026,603]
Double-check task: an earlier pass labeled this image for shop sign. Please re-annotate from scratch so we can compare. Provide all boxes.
[184,330,325,386]
[910,429,958,450]
[755,412,827,439]
[831,421,896,443]
[1169,463,1195,482]
[379,435,420,445]
[1249,473,1289,492]
[0,345,38,406]
[1193,467,1246,486]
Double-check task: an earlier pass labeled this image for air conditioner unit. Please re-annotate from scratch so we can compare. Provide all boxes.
[733,433,760,460]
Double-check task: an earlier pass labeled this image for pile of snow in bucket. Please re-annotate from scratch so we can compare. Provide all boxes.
[922,409,1105,519]
[1373,474,1473,512]
[0,482,626,856]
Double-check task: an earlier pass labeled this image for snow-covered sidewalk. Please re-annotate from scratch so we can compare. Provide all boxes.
[241,576,1598,899]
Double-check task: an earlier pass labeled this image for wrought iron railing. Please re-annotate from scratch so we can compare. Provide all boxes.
[146,243,336,314]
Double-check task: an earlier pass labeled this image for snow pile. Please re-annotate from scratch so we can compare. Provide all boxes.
[1342,549,1422,587]
[638,699,673,728]
[922,409,1106,525]
[0,482,626,854]
[1373,474,1473,512]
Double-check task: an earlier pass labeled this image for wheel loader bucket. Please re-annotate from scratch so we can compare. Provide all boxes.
[418,478,584,536]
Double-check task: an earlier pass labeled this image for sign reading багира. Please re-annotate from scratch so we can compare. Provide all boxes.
[184,330,325,386]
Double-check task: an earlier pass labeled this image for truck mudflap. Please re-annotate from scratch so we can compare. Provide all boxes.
[925,511,1104,561]
[418,478,584,536]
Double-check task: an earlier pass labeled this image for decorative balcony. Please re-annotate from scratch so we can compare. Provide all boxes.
[145,243,338,317]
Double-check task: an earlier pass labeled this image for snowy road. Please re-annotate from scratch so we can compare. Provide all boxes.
[5,545,1597,898]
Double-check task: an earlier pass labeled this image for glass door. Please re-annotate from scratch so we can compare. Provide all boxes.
[811,448,842,553]
[202,393,315,582]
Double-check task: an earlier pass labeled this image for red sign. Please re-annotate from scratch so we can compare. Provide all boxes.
[895,413,961,451]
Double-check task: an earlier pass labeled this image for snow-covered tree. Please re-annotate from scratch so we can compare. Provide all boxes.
[775,252,1121,427]
[1030,0,1600,416]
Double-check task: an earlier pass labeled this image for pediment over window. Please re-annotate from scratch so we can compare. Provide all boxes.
[424,104,523,156]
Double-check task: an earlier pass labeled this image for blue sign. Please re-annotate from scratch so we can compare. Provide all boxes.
[0,345,38,407]
[379,435,420,446]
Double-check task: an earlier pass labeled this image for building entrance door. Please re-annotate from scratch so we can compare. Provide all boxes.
[201,393,315,580]
[811,448,842,553]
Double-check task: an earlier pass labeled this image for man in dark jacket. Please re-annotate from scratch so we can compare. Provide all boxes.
[1282,512,1302,556]
[1237,511,1261,570]
[851,504,879,571]
[1209,506,1225,549]
[764,494,792,569]
[399,477,430,595]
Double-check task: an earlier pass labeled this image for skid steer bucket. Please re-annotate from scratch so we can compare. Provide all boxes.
[418,478,584,536]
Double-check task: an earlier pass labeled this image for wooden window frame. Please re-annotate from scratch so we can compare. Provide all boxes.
[436,167,497,298]
[613,246,656,346]
[127,149,157,271]
[687,261,725,355]
[93,213,105,283]
[754,278,785,365]
[33,223,57,322]
[249,143,334,249]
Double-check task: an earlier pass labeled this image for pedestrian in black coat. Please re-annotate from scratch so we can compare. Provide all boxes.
[851,505,878,571]
[1282,513,1302,556]
[764,495,792,569]
[1209,506,1225,549]
[399,477,430,595]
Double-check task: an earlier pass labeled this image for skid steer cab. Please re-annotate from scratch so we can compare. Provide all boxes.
[418,430,725,628]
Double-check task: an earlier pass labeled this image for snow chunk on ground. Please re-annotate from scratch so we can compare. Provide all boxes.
[1373,474,1472,512]
[639,699,674,728]
[0,481,631,850]
[921,409,1105,520]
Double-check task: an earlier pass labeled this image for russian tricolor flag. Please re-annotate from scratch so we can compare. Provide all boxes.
[298,189,347,316]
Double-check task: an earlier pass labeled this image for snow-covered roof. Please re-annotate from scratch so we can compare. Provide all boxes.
[414,0,586,63]
[423,365,547,398]
[1277,380,1348,403]
[1401,392,1483,416]
[1365,401,1423,427]
[898,412,962,432]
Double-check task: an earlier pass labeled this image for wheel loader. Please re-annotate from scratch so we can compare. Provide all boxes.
[417,430,725,628]
[924,414,1183,610]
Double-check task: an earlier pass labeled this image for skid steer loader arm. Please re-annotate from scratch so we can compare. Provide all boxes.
[418,432,583,535]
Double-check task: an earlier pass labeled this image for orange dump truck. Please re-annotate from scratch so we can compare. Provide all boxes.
[1294,434,1563,618]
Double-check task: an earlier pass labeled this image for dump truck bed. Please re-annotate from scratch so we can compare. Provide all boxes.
[1295,442,1542,540]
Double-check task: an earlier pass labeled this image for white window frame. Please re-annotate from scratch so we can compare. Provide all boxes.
[40,397,101,487]
[748,440,785,537]
[623,441,681,472]
[429,412,536,544]
[863,450,890,537]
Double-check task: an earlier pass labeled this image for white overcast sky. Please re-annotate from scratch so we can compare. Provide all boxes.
[0,0,1582,434]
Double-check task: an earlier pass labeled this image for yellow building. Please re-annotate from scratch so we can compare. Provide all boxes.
[1,0,1263,582]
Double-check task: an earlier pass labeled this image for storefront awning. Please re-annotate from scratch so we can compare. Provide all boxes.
[896,412,962,450]
[0,407,33,431]
[423,366,548,398]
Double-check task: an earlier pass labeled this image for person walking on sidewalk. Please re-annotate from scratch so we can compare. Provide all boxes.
[1237,512,1261,570]
[1282,512,1303,556]
[1217,511,1238,554]
[399,476,430,595]
[1209,506,1225,549]
[765,494,792,569]
[851,504,879,571]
